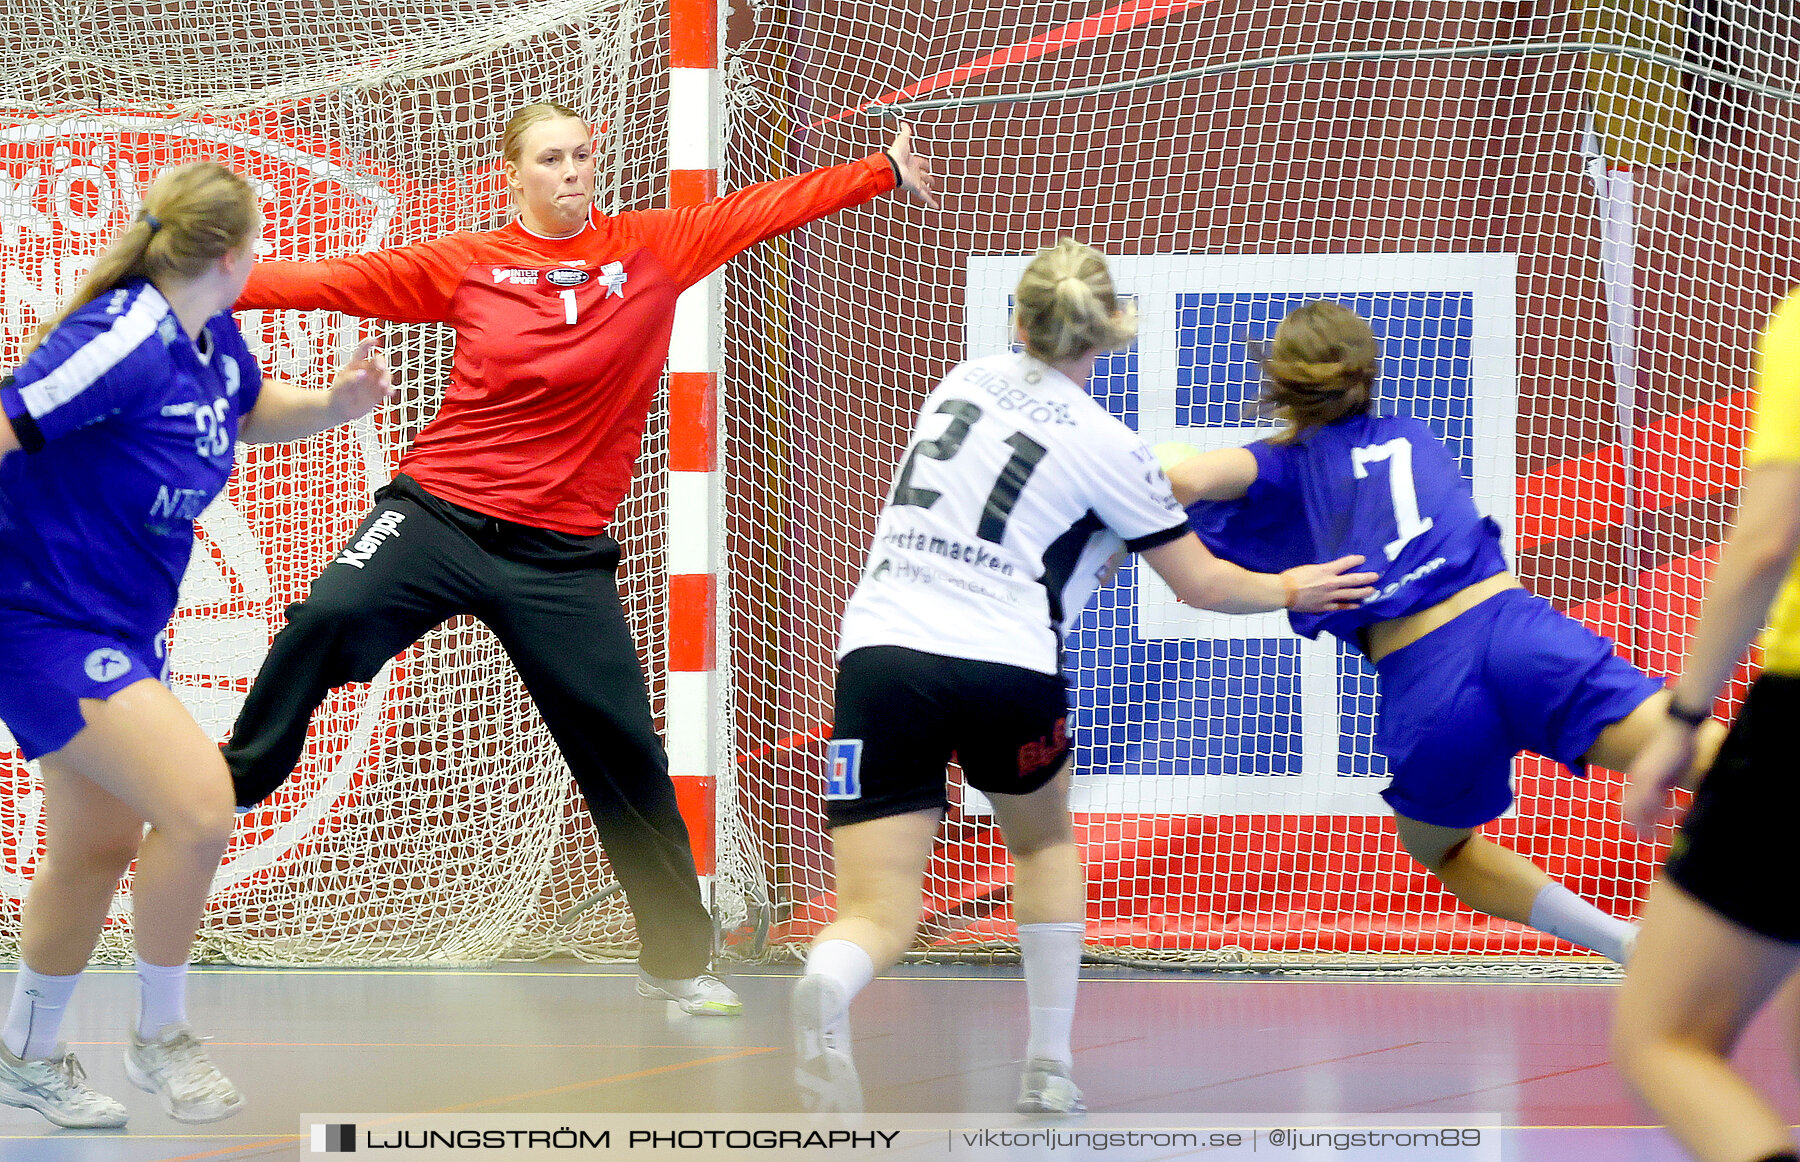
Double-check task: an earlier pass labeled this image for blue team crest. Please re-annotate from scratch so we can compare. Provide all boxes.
[82,647,131,683]
[825,739,863,800]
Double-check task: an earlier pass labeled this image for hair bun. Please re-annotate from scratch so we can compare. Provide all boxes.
[1010,239,1137,363]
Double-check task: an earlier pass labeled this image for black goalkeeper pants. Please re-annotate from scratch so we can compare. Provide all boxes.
[223,474,713,978]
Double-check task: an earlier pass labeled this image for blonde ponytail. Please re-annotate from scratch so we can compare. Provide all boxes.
[1012,238,1136,364]
[24,161,257,356]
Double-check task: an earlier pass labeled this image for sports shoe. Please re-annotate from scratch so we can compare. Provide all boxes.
[1016,1058,1085,1114]
[0,1040,127,1129]
[636,971,744,1016]
[124,1024,244,1123]
[791,974,862,1113]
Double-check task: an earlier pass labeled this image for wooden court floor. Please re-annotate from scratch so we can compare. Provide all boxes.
[0,960,1789,1160]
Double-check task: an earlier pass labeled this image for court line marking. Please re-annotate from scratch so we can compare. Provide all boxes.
[1378,1059,1614,1111]
[141,1136,301,1161]
[885,1031,1150,1093]
[436,1045,777,1112]
[1104,1040,1428,1108]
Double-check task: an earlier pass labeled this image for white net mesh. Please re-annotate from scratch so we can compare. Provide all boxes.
[718,0,1800,967]
[0,0,669,963]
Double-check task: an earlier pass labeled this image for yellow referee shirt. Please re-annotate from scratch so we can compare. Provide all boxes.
[1748,288,1800,674]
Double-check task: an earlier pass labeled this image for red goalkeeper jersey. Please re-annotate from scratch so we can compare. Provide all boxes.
[240,154,897,533]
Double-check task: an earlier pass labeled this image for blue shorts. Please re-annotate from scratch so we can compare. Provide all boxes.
[1372,588,1663,829]
[0,612,168,760]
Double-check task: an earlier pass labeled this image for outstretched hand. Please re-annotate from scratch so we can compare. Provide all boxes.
[1281,556,1379,613]
[329,338,396,423]
[885,123,940,210]
[1622,719,1697,836]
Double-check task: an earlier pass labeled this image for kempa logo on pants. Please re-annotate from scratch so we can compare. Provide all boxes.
[336,510,406,569]
[311,1124,356,1152]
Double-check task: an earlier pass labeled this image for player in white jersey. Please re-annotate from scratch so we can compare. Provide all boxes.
[792,239,1378,1114]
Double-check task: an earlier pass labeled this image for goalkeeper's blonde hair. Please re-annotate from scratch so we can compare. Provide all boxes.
[501,102,585,166]
[1012,238,1137,365]
[1259,300,1379,443]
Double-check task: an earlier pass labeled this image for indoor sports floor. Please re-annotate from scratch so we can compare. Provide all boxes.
[0,960,1785,1160]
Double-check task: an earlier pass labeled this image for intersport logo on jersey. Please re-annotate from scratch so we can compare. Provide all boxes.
[0,116,401,906]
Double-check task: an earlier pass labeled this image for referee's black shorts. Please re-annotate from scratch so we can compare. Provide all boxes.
[1665,673,1800,944]
[826,645,1070,827]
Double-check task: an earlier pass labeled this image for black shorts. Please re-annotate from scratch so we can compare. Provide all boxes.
[1665,674,1800,944]
[826,645,1071,827]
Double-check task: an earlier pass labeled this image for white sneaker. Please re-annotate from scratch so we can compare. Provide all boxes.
[791,975,862,1113]
[124,1024,244,1123]
[0,1039,127,1129]
[636,972,744,1016]
[1016,1058,1085,1114]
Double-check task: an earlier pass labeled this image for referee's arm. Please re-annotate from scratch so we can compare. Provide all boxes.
[1666,462,1800,714]
[1670,290,1800,712]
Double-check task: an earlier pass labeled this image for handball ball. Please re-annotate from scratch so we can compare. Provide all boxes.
[1152,441,1201,474]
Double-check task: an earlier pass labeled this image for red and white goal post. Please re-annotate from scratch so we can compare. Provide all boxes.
[0,1,1793,970]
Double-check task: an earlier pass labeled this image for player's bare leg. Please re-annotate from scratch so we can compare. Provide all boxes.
[2,679,241,1127]
[990,763,1086,1114]
[1394,813,1633,962]
[1586,688,1727,791]
[1613,880,1800,1162]
[794,809,941,1112]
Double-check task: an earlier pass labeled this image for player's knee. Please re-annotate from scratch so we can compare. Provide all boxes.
[280,593,393,681]
[159,800,237,854]
[1608,1019,1648,1081]
[1400,836,1456,872]
[150,774,238,853]
[47,831,141,883]
[1000,823,1075,860]
[1434,836,1473,869]
[1609,1014,1683,1083]
[282,589,362,638]
[838,899,923,950]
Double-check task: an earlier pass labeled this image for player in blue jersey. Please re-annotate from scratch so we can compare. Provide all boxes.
[1158,300,1725,963]
[0,161,391,1128]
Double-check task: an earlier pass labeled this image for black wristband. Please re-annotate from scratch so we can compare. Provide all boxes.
[882,150,902,189]
[1666,697,1712,728]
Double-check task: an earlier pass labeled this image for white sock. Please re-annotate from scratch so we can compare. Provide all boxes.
[803,939,876,1005]
[3,964,82,1061]
[1019,921,1083,1068]
[135,957,190,1040]
[1528,883,1636,964]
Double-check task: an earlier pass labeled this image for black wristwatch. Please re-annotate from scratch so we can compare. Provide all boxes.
[1666,697,1712,728]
